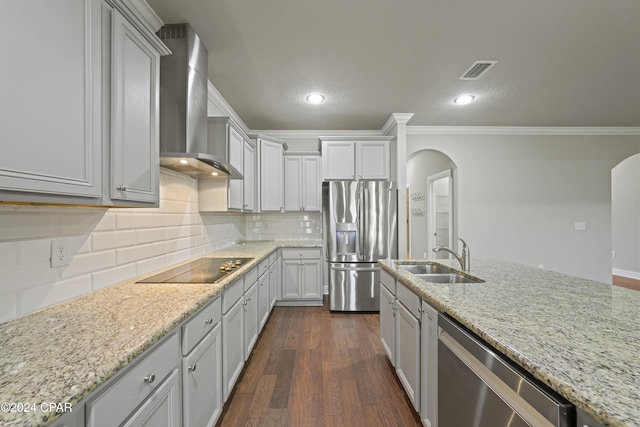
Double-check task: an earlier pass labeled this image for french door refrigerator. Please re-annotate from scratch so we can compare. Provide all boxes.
[323,180,397,311]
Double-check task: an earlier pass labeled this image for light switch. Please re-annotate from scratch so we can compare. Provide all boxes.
[574,221,586,231]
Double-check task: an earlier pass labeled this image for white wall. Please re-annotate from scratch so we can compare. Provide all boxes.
[0,168,320,324]
[407,132,640,283]
[612,153,640,276]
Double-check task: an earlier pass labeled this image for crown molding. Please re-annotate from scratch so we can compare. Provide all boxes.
[406,126,640,136]
[110,0,171,55]
[381,113,415,136]
[207,81,251,134]
[250,129,384,139]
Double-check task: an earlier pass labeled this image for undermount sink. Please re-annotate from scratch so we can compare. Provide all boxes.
[397,264,454,274]
[414,273,482,284]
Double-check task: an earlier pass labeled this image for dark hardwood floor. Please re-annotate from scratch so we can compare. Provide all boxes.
[216,300,421,427]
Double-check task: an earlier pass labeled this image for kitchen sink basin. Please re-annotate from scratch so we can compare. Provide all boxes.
[414,273,482,284]
[397,264,454,274]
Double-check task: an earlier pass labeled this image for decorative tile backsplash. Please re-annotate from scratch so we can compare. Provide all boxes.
[0,170,321,323]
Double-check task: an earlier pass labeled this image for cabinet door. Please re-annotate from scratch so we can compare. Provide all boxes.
[268,262,278,310]
[122,369,180,427]
[222,299,244,401]
[322,141,355,180]
[257,272,270,331]
[243,141,255,211]
[281,259,301,299]
[420,301,438,427]
[259,140,283,211]
[228,126,244,210]
[300,259,322,299]
[380,284,396,366]
[110,10,160,204]
[182,324,222,427]
[396,302,421,412]
[243,283,259,359]
[302,156,321,211]
[357,141,390,180]
[0,0,102,201]
[284,156,303,211]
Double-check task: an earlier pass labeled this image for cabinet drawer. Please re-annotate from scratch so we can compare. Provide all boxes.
[397,281,420,318]
[269,251,277,265]
[258,258,269,278]
[223,279,243,313]
[244,267,258,292]
[280,248,321,260]
[182,297,222,355]
[380,269,396,295]
[87,333,179,427]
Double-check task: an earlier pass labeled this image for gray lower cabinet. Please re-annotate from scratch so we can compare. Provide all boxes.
[86,333,181,427]
[396,296,421,412]
[243,282,259,359]
[379,279,396,365]
[222,279,245,402]
[257,267,270,330]
[122,369,180,427]
[182,324,222,427]
[280,248,322,304]
[268,252,279,310]
[379,271,421,413]
[420,300,438,427]
[182,298,223,427]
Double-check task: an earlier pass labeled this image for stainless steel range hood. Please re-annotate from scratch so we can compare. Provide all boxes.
[157,24,242,179]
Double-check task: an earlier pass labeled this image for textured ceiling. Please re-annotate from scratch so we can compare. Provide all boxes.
[146,0,640,130]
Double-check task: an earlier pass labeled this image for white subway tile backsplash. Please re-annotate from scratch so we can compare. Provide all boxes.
[136,228,167,245]
[92,230,137,251]
[18,275,91,316]
[16,240,49,264]
[92,263,137,291]
[0,294,17,323]
[1,262,58,294]
[61,251,116,279]
[0,242,17,267]
[0,170,323,323]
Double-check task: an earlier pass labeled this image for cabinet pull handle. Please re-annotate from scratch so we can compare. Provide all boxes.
[188,364,197,372]
[144,373,156,384]
[117,185,127,192]
[205,318,213,325]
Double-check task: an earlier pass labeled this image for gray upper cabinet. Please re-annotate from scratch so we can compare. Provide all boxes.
[0,0,103,203]
[0,0,169,207]
[109,9,161,205]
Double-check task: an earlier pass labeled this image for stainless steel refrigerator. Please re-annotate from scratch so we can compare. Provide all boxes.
[323,181,397,311]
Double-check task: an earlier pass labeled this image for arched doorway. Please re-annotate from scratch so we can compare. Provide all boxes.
[407,149,457,259]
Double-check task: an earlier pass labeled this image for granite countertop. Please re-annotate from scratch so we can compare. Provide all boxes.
[0,240,321,427]
[379,258,640,427]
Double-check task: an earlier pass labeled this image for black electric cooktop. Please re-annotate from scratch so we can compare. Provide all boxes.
[137,257,254,283]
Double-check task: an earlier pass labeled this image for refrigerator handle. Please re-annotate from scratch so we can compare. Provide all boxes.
[361,186,368,262]
[356,180,363,261]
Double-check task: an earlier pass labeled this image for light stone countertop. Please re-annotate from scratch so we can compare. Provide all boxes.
[379,258,640,427]
[0,240,321,427]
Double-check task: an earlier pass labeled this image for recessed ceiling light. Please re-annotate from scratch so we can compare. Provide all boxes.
[306,93,325,104]
[211,172,219,176]
[454,95,475,105]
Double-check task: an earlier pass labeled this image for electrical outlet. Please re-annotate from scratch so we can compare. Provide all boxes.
[51,239,69,267]
[612,251,616,258]
[574,221,586,231]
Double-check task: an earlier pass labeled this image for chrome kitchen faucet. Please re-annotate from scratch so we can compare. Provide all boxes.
[433,238,470,272]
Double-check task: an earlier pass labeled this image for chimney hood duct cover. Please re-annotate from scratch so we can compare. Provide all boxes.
[157,24,242,179]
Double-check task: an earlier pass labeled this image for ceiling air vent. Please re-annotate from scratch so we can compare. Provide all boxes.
[459,61,497,80]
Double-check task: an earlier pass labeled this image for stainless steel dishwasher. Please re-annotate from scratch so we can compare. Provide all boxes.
[438,314,575,427]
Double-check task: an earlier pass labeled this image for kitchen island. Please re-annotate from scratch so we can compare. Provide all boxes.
[379,258,640,427]
[0,240,320,427]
